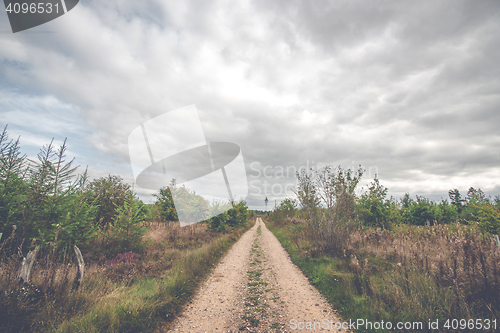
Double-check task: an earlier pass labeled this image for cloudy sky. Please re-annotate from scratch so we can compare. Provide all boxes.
[1,0,499,210]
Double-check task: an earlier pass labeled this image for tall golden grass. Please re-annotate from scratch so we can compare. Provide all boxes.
[0,219,254,332]
[268,217,500,332]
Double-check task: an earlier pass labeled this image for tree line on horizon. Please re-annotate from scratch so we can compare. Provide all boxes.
[271,165,500,249]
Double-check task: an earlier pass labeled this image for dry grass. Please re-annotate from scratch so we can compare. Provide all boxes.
[0,219,254,332]
[350,223,500,317]
[268,217,500,332]
[143,221,215,246]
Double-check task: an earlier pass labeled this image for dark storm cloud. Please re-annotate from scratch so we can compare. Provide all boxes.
[1,0,499,208]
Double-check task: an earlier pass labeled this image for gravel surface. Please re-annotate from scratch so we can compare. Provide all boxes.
[163,218,347,332]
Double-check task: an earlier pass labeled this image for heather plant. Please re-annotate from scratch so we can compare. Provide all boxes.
[104,251,139,267]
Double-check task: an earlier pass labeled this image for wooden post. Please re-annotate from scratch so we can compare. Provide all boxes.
[19,246,39,285]
[494,234,500,253]
[73,245,85,291]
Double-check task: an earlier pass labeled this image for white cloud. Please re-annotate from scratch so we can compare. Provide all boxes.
[1,0,499,209]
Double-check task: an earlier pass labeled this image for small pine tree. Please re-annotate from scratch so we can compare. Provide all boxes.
[107,192,147,255]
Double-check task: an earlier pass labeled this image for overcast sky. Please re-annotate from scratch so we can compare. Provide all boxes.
[1,0,499,210]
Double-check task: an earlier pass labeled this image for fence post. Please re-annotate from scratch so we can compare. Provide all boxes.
[73,245,85,291]
[19,246,39,284]
[494,234,500,252]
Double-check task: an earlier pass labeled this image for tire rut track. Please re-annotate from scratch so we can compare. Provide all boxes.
[164,218,346,332]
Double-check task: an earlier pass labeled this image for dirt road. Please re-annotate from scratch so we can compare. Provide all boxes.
[165,218,346,332]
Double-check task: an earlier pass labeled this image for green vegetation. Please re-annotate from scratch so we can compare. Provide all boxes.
[267,165,500,332]
[0,126,252,332]
[154,179,249,232]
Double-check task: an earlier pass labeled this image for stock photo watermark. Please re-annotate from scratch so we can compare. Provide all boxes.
[128,105,248,226]
[289,318,498,331]
[248,161,380,197]
[4,0,79,33]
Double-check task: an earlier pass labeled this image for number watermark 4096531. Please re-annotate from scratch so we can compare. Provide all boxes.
[4,0,79,33]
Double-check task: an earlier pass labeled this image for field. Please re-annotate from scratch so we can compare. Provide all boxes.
[0,220,254,332]
[267,216,500,332]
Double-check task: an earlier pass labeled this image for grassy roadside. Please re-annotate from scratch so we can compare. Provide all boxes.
[63,220,255,333]
[265,218,500,333]
[0,219,255,333]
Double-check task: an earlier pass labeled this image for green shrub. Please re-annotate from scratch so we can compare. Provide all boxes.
[473,202,500,234]
[86,175,133,228]
[106,192,147,255]
[209,211,229,232]
[356,178,393,229]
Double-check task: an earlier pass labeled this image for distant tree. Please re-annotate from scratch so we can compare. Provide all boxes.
[448,189,464,213]
[495,195,500,209]
[357,178,392,229]
[279,198,297,218]
[207,199,231,231]
[473,201,500,234]
[466,187,488,204]
[403,196,439,226]
[265,196,269,211]
[155,179,179,222]
[436,199,458,224]
[401,193,413,209]
[107,191,147,255]
[86,175,133,228]
[270,198,297,224]
[208,210,229,232]
[226,200,249,228]
[295,169,321,216]
[170,185,209,223]
[461,187,489,224]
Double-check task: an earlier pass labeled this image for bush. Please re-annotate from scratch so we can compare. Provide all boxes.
[227,200,248,227]
[295,165,363,255]
[473,202,500,234]
[105,192,147,256]
[356,178,393,229]
[155,181,179,222]
[270,198,297,225]
[402,196,439,225]
[436,199,458,224]
[86,175,133,228]
[208,210,229,232]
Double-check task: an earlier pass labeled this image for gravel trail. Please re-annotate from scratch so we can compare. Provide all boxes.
[165,218,346,332]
